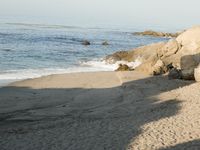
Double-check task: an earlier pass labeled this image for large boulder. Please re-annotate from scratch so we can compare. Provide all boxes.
[105,51,129,64]
[173,26,200,79]
[168,68,182,80]
[160,26,200,80]
[181,69,195,80]
[105,42,166,64]
[135,55,167,75]
[176,26,200,47]
[158,39,181,58]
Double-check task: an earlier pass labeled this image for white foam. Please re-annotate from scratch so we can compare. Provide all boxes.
[0,58,142,86]
[80,57,142,70]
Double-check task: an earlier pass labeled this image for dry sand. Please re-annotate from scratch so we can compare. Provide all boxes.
[0,71,200,150]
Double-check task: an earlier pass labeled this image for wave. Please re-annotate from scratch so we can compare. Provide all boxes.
[0,58,142,86]
[80,57,142,70]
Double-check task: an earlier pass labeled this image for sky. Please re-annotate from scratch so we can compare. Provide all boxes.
[0,0,200,30]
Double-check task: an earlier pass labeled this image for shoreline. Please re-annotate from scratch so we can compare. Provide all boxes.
[1,26,200,149]
[0,70,115,88]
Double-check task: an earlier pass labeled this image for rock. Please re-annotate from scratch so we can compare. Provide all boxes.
[105,51,129,64]
[82,40,90,46]
[152,59,167,75]
[168,68,182,80]
[166,63,174,70]
[105,42,166,64]
[162,26,200,78]
[135,56,167,75]
[106,26,200,79]
[181,69,195,80]
[102,41,109,46]
[134,30,181,38]
[180,55,199,70]
[158,39,181,58]
[194,65,200,82]
[176,26,200,47]
[115,64,132,71]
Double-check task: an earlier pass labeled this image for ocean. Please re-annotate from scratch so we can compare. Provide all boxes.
[0,23,168,86]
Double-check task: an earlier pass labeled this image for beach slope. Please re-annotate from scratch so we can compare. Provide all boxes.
[0,71,200,150]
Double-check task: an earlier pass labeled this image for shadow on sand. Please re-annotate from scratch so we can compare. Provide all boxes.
[0,75,194,150]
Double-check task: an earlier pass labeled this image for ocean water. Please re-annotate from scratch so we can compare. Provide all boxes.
[0,23,168,86]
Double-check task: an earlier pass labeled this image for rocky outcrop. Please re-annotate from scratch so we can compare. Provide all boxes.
[102,41,109,46]
[105,42,166,64]
[135,57,167,75]
[82,40,91,46]
[105,51,130,64]
[106,26,200,80]
[134,30,182,38]
[115,64,132,71]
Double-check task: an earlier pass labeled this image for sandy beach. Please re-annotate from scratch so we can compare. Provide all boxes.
[0,71,199,150]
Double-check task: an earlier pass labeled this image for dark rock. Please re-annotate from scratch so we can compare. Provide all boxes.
[168,68,182,80]
[167,63,174,70]
[82,40,90,46]
[181,69,195,80]
[102,41,109,46]
[115,64,132,71]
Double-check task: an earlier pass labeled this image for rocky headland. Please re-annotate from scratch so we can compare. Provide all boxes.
[133,30,183,38]
[106,26,200,81]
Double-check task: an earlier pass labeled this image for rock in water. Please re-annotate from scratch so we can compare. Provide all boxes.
[115,64,131,71]
[82,40,90,46]
[102,41,109,46]
[194,65,200,82]
[134,30,181,38]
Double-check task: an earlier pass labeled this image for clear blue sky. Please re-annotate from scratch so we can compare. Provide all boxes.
[0,0,200,29]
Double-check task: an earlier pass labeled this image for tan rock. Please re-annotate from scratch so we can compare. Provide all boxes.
[176,26,200,47]
[194,65,200,82]
[135,55,167,75]
[106,26,200,80]
[105,42,166,64]
[152,59,167,75]
[158,39,180,58]
[105,51,129,64]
